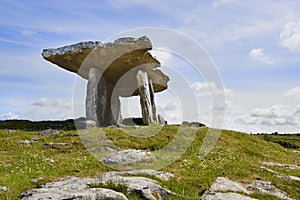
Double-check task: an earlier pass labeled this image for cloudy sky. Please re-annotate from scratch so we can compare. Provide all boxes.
[1,0,300,133]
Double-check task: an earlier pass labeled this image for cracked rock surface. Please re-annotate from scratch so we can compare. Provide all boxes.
[20,169,174,200]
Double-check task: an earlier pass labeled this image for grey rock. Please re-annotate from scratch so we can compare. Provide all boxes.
[157,114,166,124]
[103,149,154,164]
[0,186,8,192]
[117,123,125,128]
[201,177,256,200]
[202,191,257,200]
[190,121,206,127]
[104,169,174,181]
[75,118,97,129]
[20,170,174,200]
[137,70,154,125]
[64,133,80,137]
[260,166,300,182]
[182,121,205,127]
[134,125,141,129]
[260,166,277,173]
[247,180,293,200]
[86,71,122,127]
[18,140,31,145]
[149,79,157,122]
[45,142,67,148]
[2,129,16,133]
[275,174,300,182]
[209,177,251,194]
[29,137,39,142]
[86,67,102,126]
[85,120,97,128]
[262,161,300,170]
[41,36,169,97]
[30,177,44,183]
[36,129,57,136]
[98,171,174,200]
[20,176,128,200]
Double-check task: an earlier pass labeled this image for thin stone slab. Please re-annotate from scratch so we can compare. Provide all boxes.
[42,36,169,97]
[137,70,153,124]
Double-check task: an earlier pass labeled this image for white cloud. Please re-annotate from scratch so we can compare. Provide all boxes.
[285,87,300,97]
[236,104,300,127]
[21,29,37,37]
[0,112,19,120]
[212,0,235,7]
[191,81,233,97]
[0,98,73,121]
[249,48,273,64]
[279,21,300,51]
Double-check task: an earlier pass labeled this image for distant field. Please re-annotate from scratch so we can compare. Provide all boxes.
[0,120,299,199]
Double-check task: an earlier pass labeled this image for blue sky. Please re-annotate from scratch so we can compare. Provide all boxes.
[1,0,300,133]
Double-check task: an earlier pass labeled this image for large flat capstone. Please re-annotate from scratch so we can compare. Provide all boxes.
[42,36,169,97]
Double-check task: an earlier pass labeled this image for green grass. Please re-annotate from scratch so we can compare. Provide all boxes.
[258,133,300,149]
[0,121,299,199]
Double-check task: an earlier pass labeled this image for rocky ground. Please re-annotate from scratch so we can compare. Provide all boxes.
[0,123,299,199]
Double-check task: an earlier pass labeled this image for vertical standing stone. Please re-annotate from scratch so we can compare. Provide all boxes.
[86,67,102,126]
[86,67,122,127]
[102,83,122,126]
[136,70,153,125]
[148,79,157,122]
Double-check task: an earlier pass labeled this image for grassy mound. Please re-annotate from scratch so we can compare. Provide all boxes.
[0,121,299,199]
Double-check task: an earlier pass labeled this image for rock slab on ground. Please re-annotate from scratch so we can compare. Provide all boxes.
[0,186,7,192]
[262,161,300,170]
[202,177,256,200]
[20,170,174,200]
[35,129,57,136]
[202,192,257,200]
[103,149,154,164]
[247,180,293,200]
[209,177,251,194]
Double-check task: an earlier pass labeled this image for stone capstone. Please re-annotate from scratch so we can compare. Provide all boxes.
[19,170,175,200]
[42,36,169,97]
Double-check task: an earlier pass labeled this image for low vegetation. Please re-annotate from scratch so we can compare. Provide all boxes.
[0,120,299,199]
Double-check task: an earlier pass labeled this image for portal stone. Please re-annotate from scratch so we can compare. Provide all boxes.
[137,70,153,125]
